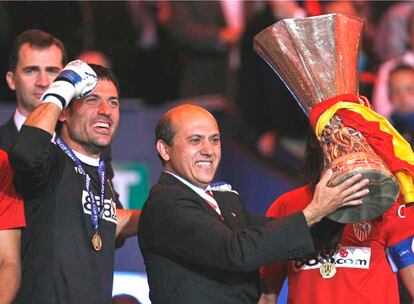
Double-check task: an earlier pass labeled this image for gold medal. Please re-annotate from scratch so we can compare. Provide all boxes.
[91,233,103,252]
[320,262,336,279]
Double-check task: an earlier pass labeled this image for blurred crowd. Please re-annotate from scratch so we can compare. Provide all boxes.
[0,0,413,172]
[2,2,414,303]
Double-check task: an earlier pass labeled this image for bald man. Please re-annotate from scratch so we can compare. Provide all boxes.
[138,104,369,304]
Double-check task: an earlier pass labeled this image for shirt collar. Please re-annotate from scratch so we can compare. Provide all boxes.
[165,171,222,217]
[13,108,27,131]
[165,171,208,196]
[73,150,100,167]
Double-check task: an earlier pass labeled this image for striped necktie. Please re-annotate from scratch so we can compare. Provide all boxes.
[204,189,223,219]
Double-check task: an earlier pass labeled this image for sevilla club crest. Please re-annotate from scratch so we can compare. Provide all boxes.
[353,221,372,241]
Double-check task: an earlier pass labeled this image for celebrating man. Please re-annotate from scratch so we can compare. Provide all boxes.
[139,104,369,303]
[10,61,139,303]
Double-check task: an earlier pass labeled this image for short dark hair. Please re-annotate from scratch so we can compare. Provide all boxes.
[389,63,414,80]
[89,64,121,96]
[8,29,67,71]
[155,114,175,146]
[388,63,414,99]
[155,112,176,162]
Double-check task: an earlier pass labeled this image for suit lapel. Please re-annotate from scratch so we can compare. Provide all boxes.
[213,191,245,230]
[158,172,224,221]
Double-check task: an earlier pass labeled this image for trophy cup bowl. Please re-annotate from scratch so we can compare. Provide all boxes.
[253,13,399,223]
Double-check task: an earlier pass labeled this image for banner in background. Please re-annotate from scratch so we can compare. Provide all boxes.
[112,162,149,209]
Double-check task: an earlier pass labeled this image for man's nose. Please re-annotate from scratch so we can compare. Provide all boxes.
[200,141,213,155]
[98,101,111,116]
[36,71,50,87]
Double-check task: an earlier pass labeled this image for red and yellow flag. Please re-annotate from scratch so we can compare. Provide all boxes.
[309,94,414,203]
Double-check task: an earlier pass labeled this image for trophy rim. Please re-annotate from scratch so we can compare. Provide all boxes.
[327,169,399,224]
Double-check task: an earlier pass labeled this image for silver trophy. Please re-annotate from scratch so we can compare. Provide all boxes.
[254,13,399,223]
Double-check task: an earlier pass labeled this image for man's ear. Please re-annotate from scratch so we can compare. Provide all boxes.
[156,139,170,162]
[6,71,16,91]
[58,109,67,123]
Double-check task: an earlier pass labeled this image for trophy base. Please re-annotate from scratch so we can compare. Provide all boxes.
[327,169,399,223]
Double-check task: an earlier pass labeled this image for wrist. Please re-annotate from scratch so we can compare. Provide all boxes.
[40,95,64,111]
[303,206,322,227]
[40,80,75,110]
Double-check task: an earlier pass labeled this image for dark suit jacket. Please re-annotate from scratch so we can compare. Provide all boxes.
[0,117,18,151]
[139,172,315,304]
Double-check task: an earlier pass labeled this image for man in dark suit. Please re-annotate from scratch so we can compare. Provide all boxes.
[138,104,370,304]
[1,29,66,151]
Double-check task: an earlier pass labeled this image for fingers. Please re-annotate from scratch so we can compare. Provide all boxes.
[318,169,333,187]
[341,198,364,207]
[343,188,369,203]
[336,173,363,190]
[341,177,369,198]
[336,175,369,209]
[306,171,370,227]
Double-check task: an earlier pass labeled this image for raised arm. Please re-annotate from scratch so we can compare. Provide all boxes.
[24,60,97,134]
[24,102,61,135]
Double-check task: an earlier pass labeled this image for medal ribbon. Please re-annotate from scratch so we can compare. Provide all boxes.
[56,137,105,236]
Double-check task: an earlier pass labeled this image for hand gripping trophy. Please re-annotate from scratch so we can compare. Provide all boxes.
[254,13,414,223]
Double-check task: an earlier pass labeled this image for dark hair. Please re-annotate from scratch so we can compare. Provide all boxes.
[89,64,121,96]
[388,63,414,99]
[155,113,175,146]
[301,129,345,248]
[301,128,324,188]
[8,29,67,71]
[389,63,414,80]
[155,111,176,162]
